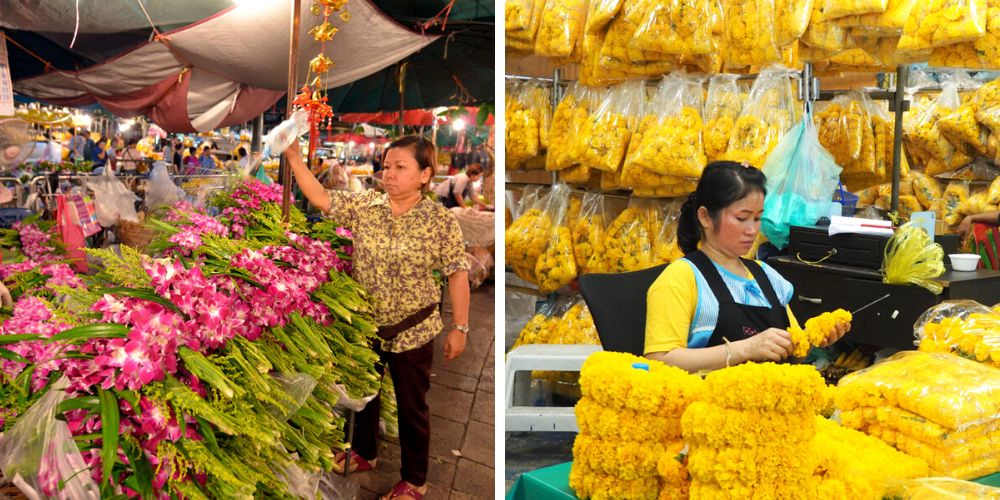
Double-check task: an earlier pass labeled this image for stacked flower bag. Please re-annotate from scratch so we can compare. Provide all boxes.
[570,351,704,500]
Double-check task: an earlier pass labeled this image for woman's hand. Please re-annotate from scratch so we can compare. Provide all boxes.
[958,215,976,240]
[0,282,11,308]
[443,329,467,361]
[818,320,851,347]
[736,328,793,362]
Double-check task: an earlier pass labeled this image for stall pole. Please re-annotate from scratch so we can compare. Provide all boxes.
[398,63,407,137]
[251,114,264,154]
[890,65,910,213]
[550,68,561,185]
[280,0,302,223]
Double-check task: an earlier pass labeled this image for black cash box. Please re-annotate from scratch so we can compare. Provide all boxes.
[787,225,890,269]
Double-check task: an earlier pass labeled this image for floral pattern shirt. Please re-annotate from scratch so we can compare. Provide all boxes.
[325,190,468,352]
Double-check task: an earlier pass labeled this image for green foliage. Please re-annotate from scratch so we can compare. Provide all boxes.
[85,245,153,288]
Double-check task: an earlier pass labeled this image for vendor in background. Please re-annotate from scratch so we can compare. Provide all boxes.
[68,128,87,160]
[283,136,469,500]
[91,136,111,171]
[119,138,143,174]
[434,163,487,209]
[183,146,200,175]
[645,162,850,373]
[197,144,217,172]
[957,211,1000,240]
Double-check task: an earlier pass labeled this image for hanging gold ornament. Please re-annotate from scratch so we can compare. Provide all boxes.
[340,9,350,22]
[309,21,339,42]
[319,0,348,10]
[310,3,323,16]
[309,53,334,74]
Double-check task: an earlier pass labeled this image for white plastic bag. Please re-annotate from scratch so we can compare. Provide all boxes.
[264,109,310,157]
[144,163,186,210]
[86,168,139,227]
[0,378,100,500]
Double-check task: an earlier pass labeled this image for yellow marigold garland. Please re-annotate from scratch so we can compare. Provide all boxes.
[702,362,830,414]
[579,351,705,415]
[576,398,683,442]
[789,309,852,357]
[682,401,817,449]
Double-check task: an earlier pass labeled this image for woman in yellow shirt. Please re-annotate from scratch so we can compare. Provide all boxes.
[645,162,849,373]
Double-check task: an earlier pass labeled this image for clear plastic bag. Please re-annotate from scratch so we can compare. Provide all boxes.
[761,113,843,250]
[144,162,187,210]
[631,180,699,198]
[506,82,552,167]
[269,372,318,420]
[505,189,552,283]
[0,378,100,500]
[885,478,1000,499]
[586,0,624,34]
[816,92,870,170]
[899,0,988,53]
[959,191,994,215]
[593,198,662,273]
[722,65,799,169]
[882,222,946,294]
[535,0,588,58]
[506,0,546,51]
[987,175,1000,205]
[915,300,1000,368]
[836,350,1000,430]
[263,109,309,158]
[703,74,746,163]
[911,172,943,208]
[622,73,707,180]
[534,184,578,293]
[86,166,139,227]
[631,0,714,56]
[848,0,919,35]
[653,201,685,264]
[802,0,850,52]
[573,193,609,274]
[906,81,973,176]
[930,1,1000,69]
[574,81,646,173]
[559,164,595,184]
[721,0,782,69]
[976,80,1000,136]
[775,0,815,45]
[819,0,889,21]
[511,298,573,348]
[547,83,590,172]
[942,181,971,226]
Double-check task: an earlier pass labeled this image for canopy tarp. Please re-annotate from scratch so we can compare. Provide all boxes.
[3,1,438,132]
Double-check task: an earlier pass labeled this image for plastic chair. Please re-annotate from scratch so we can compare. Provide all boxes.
[578,264,668,356]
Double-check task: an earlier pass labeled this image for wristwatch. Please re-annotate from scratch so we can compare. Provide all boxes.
[454,324,470,334]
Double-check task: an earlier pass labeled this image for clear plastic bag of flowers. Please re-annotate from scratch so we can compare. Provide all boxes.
[815,91,872,171]
[910,172,943,208]
[720,0,781,69]
[721,65,800,169]
[881,222,946,294]
[906,79,974,176]
[703,74,746,163]
[511,296,576,348]
[535,184,578,293]
[559,164,595,185]
[913,299,1000,368]
[572,192,610,274]
[836,350,1000,431]
[843,0,918,36]
[623,72,707,180]
[774,0,815,45]
[816,0,889,21]
[573,80,646,173]
[535,0,589,58]
[941,180,971,226]
[630,0,714,57]
[505,187,552,283]
[594,198,662,273]
[506,0,545,51]
[976,80,1000,136]
[586,0,624,34]
[0,377,101,500]
[506,81,552,167]
[986,174,1000,205]
[546,82,591,172]
[653,200,685,264]
[885,477,1000,500]
[631,179,699,198]
[898,0,988,55]
[959,190,995,217]
[801,0,850,52]
[929,1,1000,70]
[938,78,992,156]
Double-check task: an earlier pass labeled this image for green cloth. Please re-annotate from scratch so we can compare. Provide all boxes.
[505,462,1000,500]
[255,165,273,185]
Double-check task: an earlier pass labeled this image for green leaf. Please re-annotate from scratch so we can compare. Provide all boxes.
[476,102,494,127]
[57,396,100,415]
[98,389,120,487]
[0,347,28,364]
[48,323,129,343]
[121,439,154,499]
[115,390,141,416]
[15,365,35,395]
[0,333,43,345]
[196,416,220,454]
[94,287,183,315]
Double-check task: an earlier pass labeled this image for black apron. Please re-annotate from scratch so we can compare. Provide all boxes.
[686,250,789,348]
[440,178,461,208]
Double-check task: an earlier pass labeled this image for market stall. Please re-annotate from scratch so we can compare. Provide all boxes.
[504,0,1000,497]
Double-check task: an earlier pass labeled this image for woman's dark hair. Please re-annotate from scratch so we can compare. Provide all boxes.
[677,161,767,254]
[188,146,197,155]
[383,135,437,188]
[237,147,248,158]
[466,163,483,176]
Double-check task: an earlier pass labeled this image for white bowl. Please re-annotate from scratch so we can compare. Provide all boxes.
[949,253,981,272]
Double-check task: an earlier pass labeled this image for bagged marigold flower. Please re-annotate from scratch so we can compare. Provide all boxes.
[836,350,1000,430]
[722,65,799,168]
[942,181,970,226]
[547,83,591,171]
[915,300,1000,368]
[775,0,814,45]
[720,0,782,69]
[511,300,564,348]
[898,0,988,54]
[632,181,699,198]
[574,81,646,173]
[631,0,714,56]
[560,164,596,184]
[864,424,1000,477]
[506,0,537,33]
[847,0,919,36]
[586,0,624,34]
[704,74,747,162]
[885,477,1000,499]
[789,309,853,357]
[976,80,1000,135]
[534,185,578,293]
[817,0,889,21]
[905,81,973,175]
[623,73,707,179]
[535,0,588,58]
[909,172,943,208]
[929,2,1000,69]
[802,1,849,52]
[573,193,610,273]
[504,191,553,281]
[653,201,685,264]
[506,81,552,167]
[959,190,994,215]
[507,0,546,51]
[816,92,870,170]
[593,199,661,272]
[703,362,830,414]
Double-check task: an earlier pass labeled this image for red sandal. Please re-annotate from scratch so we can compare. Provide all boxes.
[330,450,375,474]
[380,480,425,500]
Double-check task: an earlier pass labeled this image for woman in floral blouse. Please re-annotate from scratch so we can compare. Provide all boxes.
[283,136,469,500]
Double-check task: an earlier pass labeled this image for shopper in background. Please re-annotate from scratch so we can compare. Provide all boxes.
[283,136,469,500]
[644,161,851,373]
[119,138,143,174]
[434,163,487,209]
[183,146,200,175]
[198,144,216,172]
[68,128,87,160]
[91,136,110,170]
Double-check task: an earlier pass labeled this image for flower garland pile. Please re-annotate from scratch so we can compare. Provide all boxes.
[570,351,704,499]
[683,363,829,499]
[0,179,381,498]
[836,350,1000,479]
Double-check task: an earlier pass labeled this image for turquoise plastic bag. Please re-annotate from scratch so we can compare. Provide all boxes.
[761,110,843,249]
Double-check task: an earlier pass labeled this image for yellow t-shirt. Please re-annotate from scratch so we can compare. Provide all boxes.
[644,259,801,355]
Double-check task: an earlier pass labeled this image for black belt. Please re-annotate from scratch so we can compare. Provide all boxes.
[377,303,438,341]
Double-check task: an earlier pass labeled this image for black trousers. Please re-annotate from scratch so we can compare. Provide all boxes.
[353,340,434,486]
